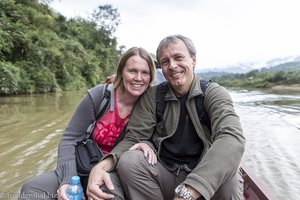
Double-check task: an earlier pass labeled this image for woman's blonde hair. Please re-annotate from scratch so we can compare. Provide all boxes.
[113,47,155,91]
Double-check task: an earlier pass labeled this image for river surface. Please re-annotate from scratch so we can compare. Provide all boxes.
[0,88,299,200]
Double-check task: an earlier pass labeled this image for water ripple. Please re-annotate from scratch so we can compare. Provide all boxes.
[234,90,300,200]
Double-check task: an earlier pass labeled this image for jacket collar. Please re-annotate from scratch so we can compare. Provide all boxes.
[163,76,203,101]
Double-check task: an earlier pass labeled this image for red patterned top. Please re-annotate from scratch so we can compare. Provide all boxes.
[92,89,130,154]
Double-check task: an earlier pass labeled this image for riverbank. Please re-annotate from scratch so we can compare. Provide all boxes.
[270,84,300,92]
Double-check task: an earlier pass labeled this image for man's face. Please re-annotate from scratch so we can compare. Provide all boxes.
[159,39,196,96]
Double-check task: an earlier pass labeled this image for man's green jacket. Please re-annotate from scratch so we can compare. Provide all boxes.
[109,76,245,200]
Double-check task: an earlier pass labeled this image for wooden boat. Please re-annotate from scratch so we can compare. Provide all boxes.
[241,164,278,200]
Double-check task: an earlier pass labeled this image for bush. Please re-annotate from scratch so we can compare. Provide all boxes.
[0,62,20,95]
[32,68,60,93]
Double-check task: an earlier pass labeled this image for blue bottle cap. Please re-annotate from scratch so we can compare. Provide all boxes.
[71,176,80,184]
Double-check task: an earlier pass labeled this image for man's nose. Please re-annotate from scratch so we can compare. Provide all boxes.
[169,59,177,69]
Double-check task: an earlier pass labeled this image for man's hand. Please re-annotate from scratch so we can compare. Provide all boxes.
[130,142,157,165]
[86,157,115,200]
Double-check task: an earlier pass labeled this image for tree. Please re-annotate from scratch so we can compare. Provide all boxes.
[91,4,120,34]
[272,70,286,83]
[0,0,121,95]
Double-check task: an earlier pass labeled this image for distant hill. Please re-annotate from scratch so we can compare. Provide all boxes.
[265,56,300,67]
[196,56,300,78]
[196,64,254,79]
[261,61,300,73]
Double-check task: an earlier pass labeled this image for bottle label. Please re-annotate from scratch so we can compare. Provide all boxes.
[67,192,82,200]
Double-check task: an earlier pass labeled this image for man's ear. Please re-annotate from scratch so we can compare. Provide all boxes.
[192,55,196,69]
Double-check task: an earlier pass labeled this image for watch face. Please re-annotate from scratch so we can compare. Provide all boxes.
[175,184,185,196]
[175,184,196,200]
[175,185,180,193]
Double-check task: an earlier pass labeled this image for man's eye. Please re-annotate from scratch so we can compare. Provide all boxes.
[175,56,183,61]
[161,61,168,66]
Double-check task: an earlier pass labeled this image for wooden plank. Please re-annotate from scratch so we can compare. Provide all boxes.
[241,164,278,200]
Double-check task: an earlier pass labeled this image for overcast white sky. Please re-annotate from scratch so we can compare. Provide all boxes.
[50,0,300,70]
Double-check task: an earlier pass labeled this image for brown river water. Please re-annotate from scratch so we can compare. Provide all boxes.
[0,88,299,200]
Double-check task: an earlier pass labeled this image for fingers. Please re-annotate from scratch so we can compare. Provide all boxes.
[144,147,157,165]
[103,172,115,191]
[105,74,116,83]
[87,184,114,200]
[130,143,157,165]
[87,169,115,200]
[129,143,139,150]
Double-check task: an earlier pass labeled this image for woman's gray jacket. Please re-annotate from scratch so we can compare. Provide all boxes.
[55,84,114,187]
[109,76,246,200]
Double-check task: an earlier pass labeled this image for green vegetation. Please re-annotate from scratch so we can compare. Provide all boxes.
[211,62,300,89]
[0,0,122,95]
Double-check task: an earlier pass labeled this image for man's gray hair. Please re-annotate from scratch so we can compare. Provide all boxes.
[156,34,196,65]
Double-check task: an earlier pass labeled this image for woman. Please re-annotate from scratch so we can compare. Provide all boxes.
[19,47,155,200]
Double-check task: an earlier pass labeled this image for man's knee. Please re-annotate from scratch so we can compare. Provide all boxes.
[117,150,145,175]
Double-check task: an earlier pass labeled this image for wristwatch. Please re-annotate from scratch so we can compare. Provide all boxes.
[175,183,196,200]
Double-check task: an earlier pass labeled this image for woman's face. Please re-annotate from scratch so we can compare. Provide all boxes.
[122,55,151,97]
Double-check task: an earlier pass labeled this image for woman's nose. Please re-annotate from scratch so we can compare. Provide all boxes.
[135,72,142,80]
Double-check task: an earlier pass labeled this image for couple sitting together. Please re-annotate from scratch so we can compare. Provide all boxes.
[20,34,245,200]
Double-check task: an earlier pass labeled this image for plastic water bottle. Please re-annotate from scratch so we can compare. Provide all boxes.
[66,176,83,200]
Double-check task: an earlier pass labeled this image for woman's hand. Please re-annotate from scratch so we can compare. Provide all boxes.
[57,184,70,200]
[86,157,115,200]
[130,143,157,165]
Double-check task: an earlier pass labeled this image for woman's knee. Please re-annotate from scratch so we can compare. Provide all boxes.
[20,175,42,194]
[19,177,42,200]
[19,172,59,200]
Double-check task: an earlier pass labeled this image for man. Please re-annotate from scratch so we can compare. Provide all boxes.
[87,35,245,200]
